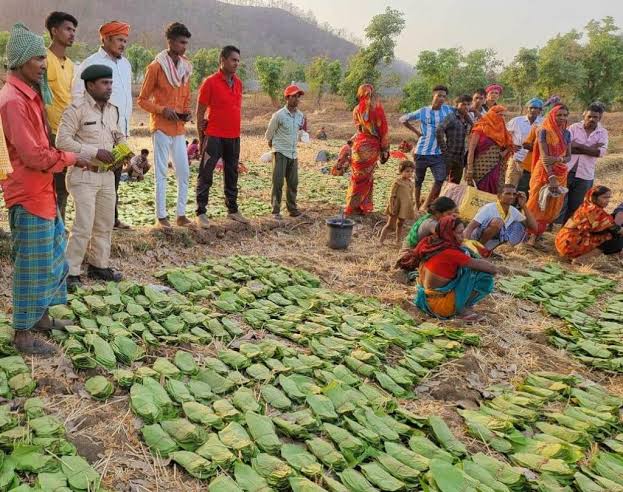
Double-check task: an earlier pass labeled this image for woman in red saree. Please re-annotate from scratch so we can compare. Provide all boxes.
[525,104,571,242]
[345,84,389,215]
[555,186,623,263]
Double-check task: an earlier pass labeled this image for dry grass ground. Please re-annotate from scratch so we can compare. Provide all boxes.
[0,97,622,490]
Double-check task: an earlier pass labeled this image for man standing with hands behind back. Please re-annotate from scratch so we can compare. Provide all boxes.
[45,11,78,224]
[195,45,249,228]
[72,20,132,230]
[138,22,193,229]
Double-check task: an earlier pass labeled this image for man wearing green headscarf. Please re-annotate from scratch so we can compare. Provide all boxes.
[0,23,87,355]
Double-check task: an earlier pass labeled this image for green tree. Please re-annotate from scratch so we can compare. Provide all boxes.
[401,47,500,110]
[500,48,540,106]
[415,48,462,88]
[460,49,501,93]
[400,77,432,112]
[125,44,154,83]
[306,56,330,108]
[0,31,10,64]
[191,48,220,90]
[255,56,286,105]
[281,59,306,85]
[537,30,585,101]
[326,60,342,94]
[577,17,623,107]
[340,7,405,107]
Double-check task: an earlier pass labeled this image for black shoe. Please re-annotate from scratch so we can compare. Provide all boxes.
[87,265,123,282]
[289,209,303,217]
[67,275,82,292]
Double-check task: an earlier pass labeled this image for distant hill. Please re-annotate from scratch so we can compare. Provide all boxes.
[0,0,360,62]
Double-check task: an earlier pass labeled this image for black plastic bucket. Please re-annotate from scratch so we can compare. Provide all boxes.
[326,217,355,250]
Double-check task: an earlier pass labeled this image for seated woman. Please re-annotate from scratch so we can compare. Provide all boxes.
[404,196,458,249]
[412,216,498,321]
[555,186,623,264]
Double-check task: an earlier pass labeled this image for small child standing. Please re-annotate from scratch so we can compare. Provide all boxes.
[380,160,416,245]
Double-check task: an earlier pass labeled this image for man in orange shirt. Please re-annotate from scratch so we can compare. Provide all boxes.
[0,24,87,355]
[138,22,192,229]
[195,45,249,228]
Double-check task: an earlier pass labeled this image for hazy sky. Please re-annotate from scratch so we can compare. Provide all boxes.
[289,0,623,64]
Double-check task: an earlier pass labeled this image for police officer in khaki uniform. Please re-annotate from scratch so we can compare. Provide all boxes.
[56,64,126,290]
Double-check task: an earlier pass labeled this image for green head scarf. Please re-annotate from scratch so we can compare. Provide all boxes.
[5,23,52,104]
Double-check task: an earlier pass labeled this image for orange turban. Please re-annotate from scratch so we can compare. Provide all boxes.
[99,21,130,39]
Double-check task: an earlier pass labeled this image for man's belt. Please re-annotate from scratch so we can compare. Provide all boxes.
[75,162,110,173]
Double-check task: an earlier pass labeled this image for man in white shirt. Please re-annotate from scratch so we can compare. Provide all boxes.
[72,20,133,230]
[464,184,537,252]
[505,98,543,187]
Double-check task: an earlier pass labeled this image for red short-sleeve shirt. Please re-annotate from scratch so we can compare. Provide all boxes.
[423,249,470,280]
[198,70,242,139]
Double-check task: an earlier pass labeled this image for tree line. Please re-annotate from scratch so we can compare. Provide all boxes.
[1,13,622,111]
[400,16,623,110]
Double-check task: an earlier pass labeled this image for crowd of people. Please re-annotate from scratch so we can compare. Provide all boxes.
[346,83,621,320]
[0,11,621,353]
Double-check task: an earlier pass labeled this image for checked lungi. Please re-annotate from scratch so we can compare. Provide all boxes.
[9,205,68,330]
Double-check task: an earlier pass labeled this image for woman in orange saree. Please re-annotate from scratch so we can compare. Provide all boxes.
[525,104,571,242]
[345,84,389,215]
[555,186,623,262]
[465,105,514,194]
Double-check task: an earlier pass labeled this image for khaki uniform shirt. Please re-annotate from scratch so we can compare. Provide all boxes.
[56,92,126,165]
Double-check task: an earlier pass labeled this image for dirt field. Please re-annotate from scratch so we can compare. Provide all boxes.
[0,96,622,491]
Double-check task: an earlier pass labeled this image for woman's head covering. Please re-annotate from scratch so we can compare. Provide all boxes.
[541,104,568,157]
[99,21,131,39]
[356,84,375,121]
[485,84,503,94]
[566,186,615,232]
[472,105,514,148]
[543,95,561,115]
[5,23,46,70]
[396,215,464,271]
[413,216,463,264]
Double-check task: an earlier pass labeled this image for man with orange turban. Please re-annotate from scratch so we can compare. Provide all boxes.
[71,20,133,230]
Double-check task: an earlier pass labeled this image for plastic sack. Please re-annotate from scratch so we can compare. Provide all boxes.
[440,181,496,220]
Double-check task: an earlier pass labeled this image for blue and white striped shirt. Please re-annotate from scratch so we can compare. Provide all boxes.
[402,104,453,156]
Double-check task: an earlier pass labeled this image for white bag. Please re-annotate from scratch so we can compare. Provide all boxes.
[260,151,273,163]
[299,130,310,144]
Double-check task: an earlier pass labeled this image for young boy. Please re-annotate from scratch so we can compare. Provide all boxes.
[265,84,305,220]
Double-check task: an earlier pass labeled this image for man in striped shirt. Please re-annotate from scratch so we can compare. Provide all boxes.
[400,84,452,211]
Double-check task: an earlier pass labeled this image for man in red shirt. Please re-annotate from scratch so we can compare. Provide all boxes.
[195,45,249,227]
[0,23,85,355]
